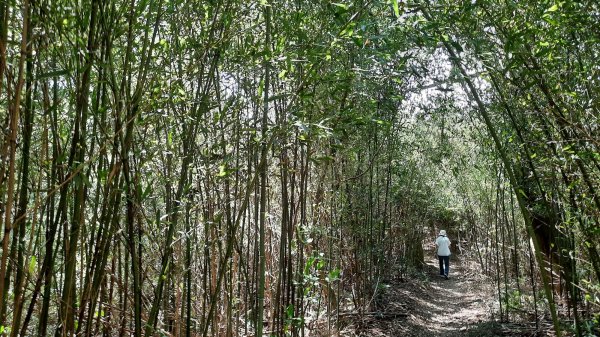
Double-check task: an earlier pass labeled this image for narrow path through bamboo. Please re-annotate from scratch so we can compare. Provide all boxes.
[355,255,502,337]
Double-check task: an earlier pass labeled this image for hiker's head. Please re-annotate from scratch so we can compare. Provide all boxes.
[439,230,446,236]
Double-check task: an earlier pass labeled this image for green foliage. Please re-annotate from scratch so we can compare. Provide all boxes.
[580,314,600,337]
[0,0,598,336]
[28,256,36,276]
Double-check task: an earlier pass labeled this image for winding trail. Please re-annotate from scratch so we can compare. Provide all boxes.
[358,255,504,337]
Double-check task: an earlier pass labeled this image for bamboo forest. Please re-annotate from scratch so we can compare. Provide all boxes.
[0,0,599,336]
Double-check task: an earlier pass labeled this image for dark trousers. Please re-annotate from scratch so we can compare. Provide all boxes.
[438,255,450,276]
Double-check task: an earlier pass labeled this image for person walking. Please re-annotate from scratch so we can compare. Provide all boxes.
[435,230,451,279]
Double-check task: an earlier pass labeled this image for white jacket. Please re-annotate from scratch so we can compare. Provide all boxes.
[435,235,451,256]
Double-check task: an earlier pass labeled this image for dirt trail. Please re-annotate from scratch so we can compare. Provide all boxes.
[355,255,504,337]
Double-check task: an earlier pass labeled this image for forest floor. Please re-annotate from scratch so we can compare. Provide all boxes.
[340,254,560,337]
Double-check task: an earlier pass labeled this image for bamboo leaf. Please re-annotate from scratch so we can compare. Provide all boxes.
[36,69,69,80]
[391,0,400,17]
[217,165,228,177]
[332,2,348,10]
[29,256,37,275]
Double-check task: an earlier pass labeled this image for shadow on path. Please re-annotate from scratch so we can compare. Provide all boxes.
[356,255,505,337]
